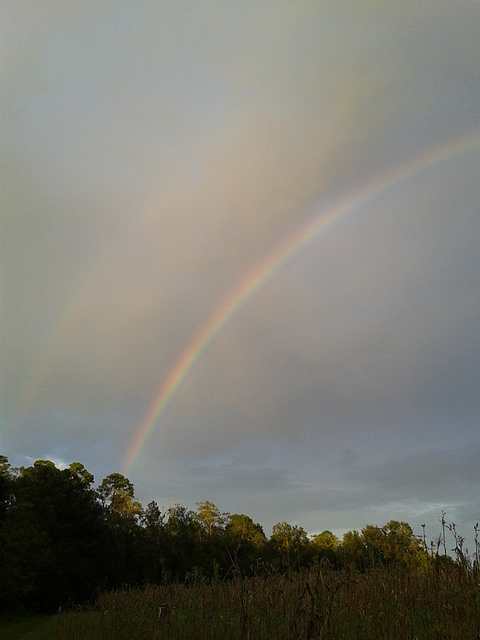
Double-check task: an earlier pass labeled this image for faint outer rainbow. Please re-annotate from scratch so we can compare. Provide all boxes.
[124,130,480,473]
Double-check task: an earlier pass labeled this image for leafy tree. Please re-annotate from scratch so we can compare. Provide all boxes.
[194,501,233,578]
[225,513,266,575]
[0,455,12,521]
[269,521,311,571]
[164,504,202,579]
[226,513,266,551]
[271,521,309,550]
[143,500,165,529]
[341,521,426,569]
[0,456,32,610]
[341,529,366,568]
[98,472,142,520]
[195,500,227,538]
[97,473,144,585]
[0,459,108,611]
[69,461,94,486]
[311,529,339,550]
[311,530,340,565]
[361,524,387,565]
[167,503,198,535]
[0,455,10,474]
[0,454,440,613]
[137,501,167,583]
[368,520,425,565]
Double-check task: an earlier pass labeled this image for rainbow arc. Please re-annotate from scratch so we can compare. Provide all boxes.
[123,130,480,473]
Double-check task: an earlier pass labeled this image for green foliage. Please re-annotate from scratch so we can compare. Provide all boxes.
[1,453,477,625]
[226,513,266,550]
[271,521,309,548]
[340,520,428,571]
[311,530,339,549]
[223,513,266,576]
[98,473,142,520]
[195,500,227,537]
[69,462,94,487]
[311,530,340,566]
[142,500,164,529]
[0,456,13,522]
[0,456,11,475]
[0,457,108,611]
[269,521,312,571]
[161,503,203,580]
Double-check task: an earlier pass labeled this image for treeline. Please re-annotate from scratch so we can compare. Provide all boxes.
[0,456,464,613]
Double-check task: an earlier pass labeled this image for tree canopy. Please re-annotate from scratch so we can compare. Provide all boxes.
[0,455,444,613]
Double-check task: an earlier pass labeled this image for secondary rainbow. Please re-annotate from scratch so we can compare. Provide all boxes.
[124,130,480,473]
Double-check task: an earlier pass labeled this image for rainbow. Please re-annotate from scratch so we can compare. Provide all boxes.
[123,130,480,473]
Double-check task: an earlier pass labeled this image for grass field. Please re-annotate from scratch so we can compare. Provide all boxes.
[0,615,59,640]
[5,560,479,640]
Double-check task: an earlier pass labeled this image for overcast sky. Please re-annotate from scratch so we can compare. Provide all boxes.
[2,2,479,541]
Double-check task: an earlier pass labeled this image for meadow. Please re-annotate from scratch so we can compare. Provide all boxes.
[3,559,479,640]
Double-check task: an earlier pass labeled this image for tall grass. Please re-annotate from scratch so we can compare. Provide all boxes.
[57,559,480,640]
[0,615,59,640]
